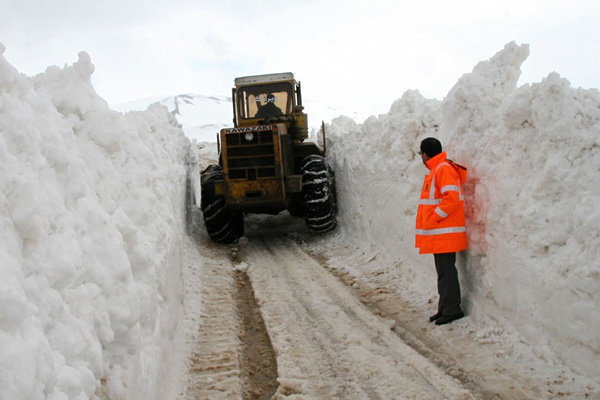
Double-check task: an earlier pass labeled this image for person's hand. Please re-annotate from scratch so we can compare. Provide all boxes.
[426,213,441,228]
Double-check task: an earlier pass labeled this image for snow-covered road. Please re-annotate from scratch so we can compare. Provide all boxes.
[179,211,596,399]
[181,221,473,399]
[242,233,472,399]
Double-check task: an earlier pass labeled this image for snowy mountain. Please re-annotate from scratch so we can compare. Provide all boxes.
[113,93,370,142]
[113,94,233,142]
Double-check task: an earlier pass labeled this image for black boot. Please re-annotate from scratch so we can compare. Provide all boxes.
[435,312,465,325]
[429,312,442,322]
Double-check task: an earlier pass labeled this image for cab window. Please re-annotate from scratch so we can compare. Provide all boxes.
[238,83,293,119]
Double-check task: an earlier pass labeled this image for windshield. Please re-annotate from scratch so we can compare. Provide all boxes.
[238,82,293,119]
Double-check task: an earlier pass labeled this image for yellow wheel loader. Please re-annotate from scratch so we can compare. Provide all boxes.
[200,72,336,243]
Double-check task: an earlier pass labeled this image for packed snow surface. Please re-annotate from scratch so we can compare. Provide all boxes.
[243,236,473,399]
[1,39,600,400]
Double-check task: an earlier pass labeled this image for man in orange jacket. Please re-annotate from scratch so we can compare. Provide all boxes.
[416,138,467,325]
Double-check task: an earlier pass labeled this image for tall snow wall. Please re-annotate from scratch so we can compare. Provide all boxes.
[326,42,600,379]
[0,44,192,399]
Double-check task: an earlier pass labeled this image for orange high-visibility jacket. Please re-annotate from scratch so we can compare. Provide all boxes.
[415,152,468,254]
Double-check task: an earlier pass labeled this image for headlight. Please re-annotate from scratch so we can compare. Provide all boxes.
[245,133,254,142]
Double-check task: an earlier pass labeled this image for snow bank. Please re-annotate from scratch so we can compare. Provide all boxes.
[325,42,600,379]
[0,45,192,399]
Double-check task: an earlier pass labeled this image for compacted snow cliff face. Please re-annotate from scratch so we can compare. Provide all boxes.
[0,44,191,399]
[325,42,600,379]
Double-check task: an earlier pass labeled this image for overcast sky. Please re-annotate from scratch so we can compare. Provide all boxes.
[2,0,599,117]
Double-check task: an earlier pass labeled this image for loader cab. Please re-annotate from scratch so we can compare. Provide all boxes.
[232,72,303,128]
[239,84,292,119]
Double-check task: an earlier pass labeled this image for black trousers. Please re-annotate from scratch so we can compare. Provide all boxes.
[434,252,463,316]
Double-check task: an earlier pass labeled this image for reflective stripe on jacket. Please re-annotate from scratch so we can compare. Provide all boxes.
[415,152,467,254]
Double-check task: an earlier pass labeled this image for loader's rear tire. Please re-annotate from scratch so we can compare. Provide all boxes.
[201,165,244,243]
[301,155,337,233]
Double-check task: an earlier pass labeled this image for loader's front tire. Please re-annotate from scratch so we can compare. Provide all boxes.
[201,165,244,243]
[301,155,337,233]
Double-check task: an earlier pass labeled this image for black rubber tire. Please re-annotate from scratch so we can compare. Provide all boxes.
[301,155,337,232]
[201,165,244,243]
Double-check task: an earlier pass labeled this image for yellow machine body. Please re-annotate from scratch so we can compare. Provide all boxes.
[210,72,322,215]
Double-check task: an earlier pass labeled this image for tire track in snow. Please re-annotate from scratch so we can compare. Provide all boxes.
[233,269,279,399]
[184,255,243,399]
[305,249,559,400]
[182,242,280,400]
[243,235,474,399]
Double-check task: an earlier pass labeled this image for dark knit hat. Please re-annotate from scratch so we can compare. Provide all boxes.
[420,137,442,157]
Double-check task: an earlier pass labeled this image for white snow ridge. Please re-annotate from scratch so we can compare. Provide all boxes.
[322,41,600,393]
[1,40,600,400]
[1,46,194,399]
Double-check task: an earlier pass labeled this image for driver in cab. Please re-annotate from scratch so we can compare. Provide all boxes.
[255,93,283,118]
